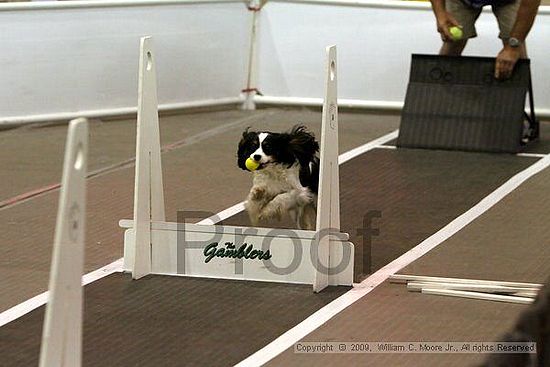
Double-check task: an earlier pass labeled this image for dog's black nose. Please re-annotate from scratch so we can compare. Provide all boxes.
[253,154,261,162]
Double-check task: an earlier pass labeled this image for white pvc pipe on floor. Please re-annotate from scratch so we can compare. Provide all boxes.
[422,288,535,304]
[407,281,539,295]
[390,274,544,289]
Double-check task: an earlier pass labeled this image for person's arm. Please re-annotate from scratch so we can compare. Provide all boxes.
[495,0,541,79]
[430,0,461,41]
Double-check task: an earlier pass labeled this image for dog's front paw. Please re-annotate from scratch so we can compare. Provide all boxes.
[297,189,315,206]
[259,205,282,222]
[249,186,266,200]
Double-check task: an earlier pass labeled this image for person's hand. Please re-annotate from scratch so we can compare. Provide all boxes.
[435,11,461,41]
[495,46,521,79]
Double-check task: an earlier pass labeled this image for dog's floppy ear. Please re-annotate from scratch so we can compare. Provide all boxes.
[242,127,252,138]
[288,125,319,165]
[239,127,257,148]
[237,128,257,171]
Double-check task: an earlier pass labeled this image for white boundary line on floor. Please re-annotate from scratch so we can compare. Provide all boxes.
[235,152,550,367]
[0,129,398,327]
[338,130,398,164]
[374,144,397,150]
[0,259,123,327]
[377,145,547,158]
[517,152,548,158]
[197,202,246,225]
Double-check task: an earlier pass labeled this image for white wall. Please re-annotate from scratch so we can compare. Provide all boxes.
[0,1,250,124]
[1,0,548,124]
[256,1,550,114]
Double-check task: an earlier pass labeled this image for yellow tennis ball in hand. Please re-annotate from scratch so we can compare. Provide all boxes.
[245,158,260,171]
[449,26,463,41]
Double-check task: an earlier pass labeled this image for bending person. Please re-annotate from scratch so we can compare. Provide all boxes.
[429,0,541,79]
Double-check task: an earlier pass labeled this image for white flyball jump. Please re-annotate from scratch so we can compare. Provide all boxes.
[39,118,88,367]
[314,46,341,292]
[120,37,354,292]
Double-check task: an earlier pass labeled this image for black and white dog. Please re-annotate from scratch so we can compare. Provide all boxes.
[237,125,319,230]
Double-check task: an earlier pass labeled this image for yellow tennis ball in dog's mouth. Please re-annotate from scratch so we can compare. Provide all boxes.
[245,158,260,171]
[449,26,463,41]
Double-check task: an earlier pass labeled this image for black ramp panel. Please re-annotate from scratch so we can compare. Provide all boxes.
[397,55,530,153]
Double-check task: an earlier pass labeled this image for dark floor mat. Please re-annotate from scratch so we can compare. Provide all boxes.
[266,281,527,367]
[264,159,550,367]
[0,109,400,312]
[224,149,536,280]
[0,273,349,367]
[399,165,550,283]
[0,148,538,367]
[523,121,550,154]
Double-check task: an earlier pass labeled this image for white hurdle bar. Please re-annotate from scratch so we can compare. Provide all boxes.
[420,289,535,305]
[39,118,88,367]
[120,38,353,292]
[390,274,541,304]
[406,282,540,297]
[389,274,543,289]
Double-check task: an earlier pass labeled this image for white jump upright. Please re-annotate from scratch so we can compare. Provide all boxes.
[313,45,340,292]
[120,39,353,292]
[39,118,88,367]
[129,36,166,280]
